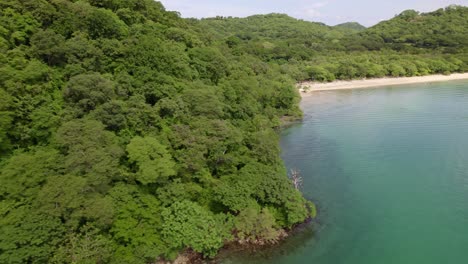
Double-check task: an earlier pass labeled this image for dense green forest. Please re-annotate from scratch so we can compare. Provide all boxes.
[0,1,467,263]
[198,5,468,81]
[0,1,312,263]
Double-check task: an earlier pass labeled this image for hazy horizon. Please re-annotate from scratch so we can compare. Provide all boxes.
[159,0,467,26]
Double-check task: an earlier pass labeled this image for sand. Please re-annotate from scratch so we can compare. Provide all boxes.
[298,73,468,97]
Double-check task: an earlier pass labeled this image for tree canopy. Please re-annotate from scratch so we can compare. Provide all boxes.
[0,1,466,262]
[0,0,311,262]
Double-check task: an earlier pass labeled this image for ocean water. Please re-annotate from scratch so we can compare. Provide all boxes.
[224,80,468,264]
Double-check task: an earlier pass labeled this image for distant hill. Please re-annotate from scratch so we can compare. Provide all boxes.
[196,6,468,80]
[348,5,468,52]
[197,13,343,41]
[196,13,348,60]
[334,22,366,32]
[198,6,468,54]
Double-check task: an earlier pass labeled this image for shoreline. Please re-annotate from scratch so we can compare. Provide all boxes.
[298,73,468,97]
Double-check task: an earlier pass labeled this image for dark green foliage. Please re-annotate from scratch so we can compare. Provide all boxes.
[86,8,127,39]
[63,73,116,115]
[30,29,66,66]
[55,119,124,190]
[334,22,366,32]
[0,89,13,154]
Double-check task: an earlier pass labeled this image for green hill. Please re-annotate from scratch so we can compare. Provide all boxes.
[198,7,468,81]
[348,5,468,52]
[198,13,341,40]
[334,22,366,32]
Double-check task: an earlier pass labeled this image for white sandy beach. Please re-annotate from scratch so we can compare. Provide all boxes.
[298,73,468,97]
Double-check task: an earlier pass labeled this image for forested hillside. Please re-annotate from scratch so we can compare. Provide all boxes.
[197,14,347,60]
[0,1,312,263]
[0,1,467,263]
[199,6,468,81]
[354,5,468,52]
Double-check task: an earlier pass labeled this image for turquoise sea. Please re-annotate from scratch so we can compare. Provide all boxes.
[225,80,468,264]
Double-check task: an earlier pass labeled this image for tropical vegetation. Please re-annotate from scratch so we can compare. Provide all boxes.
[0,1,466,262]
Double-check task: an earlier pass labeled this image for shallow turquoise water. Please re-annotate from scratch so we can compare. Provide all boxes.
[225,80,468,264]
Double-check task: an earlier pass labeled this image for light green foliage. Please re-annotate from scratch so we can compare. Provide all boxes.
[362,6,468,52]
[161,201,231,258]
[0,205,66,264]
[306,66,335,82]
[0,7,40,46]
[388,63,407,77]
[109,184,166,262]
[283,191,311,226]
[127,136,176,184]
[308,201,317,218]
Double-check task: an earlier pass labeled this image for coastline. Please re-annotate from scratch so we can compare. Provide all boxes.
[298,73,468,97]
